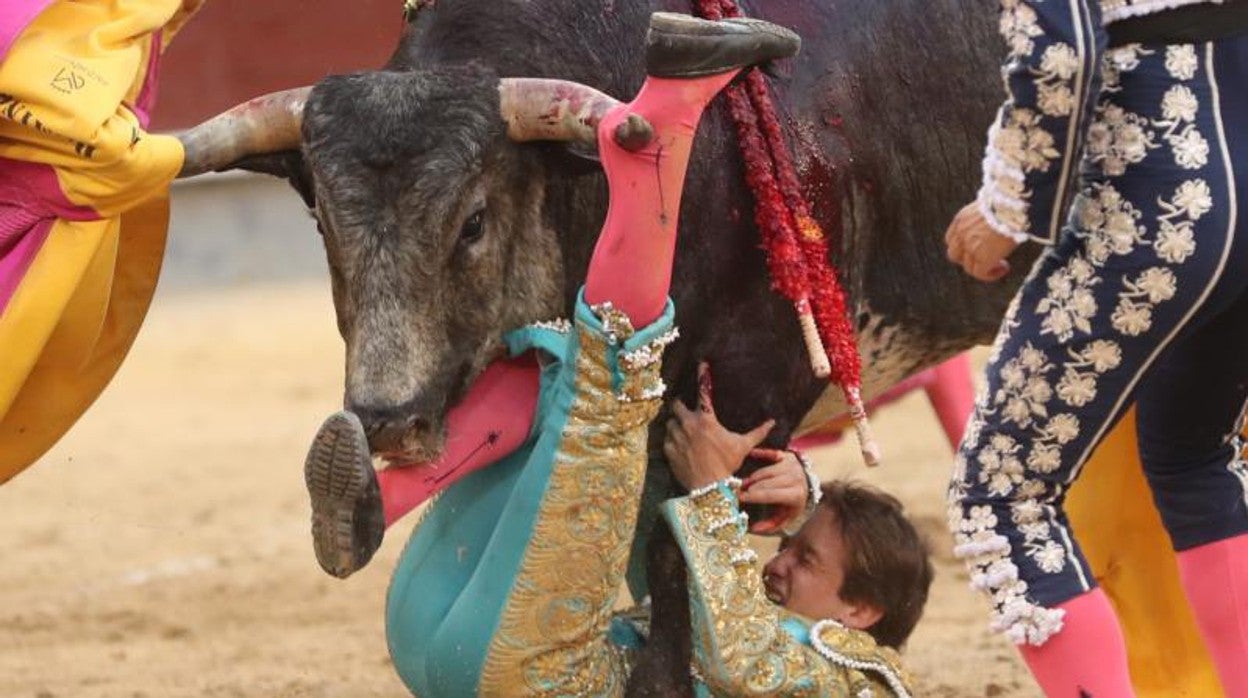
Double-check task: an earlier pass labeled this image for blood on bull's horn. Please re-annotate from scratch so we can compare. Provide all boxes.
[498,78,653,151]
[175,87,311,178]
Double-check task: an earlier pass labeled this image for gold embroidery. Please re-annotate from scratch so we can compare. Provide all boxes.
[478,309,666,697]
[810,621,912,698]
[670,490,911,696]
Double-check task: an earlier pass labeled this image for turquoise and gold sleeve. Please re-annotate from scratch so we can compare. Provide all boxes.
[978,0,1107,245]
[661,485,913,697]
[475,299,678,696]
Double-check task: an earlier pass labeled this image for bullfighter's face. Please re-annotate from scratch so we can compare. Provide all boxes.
[762,505,884,630]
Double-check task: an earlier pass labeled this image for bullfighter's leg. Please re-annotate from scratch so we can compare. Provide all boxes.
[381,15,799,696]
[305,13,799,580]
[1137,285,1248,693]
[584,12,801,328]
[306,354,541,578]
[1137,37,1248,689]
[948,39,1248,696]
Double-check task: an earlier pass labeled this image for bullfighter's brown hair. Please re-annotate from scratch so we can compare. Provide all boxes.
[819,481,934,649]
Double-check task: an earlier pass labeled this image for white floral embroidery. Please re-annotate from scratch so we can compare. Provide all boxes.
[955,28,1222,650]
[966,505,999,532]
[1082,339,1124,372]
[997,108,1063,173]
[1161,85,1199,123]
[1036,44,1081,117]
[1001,0,1043,58]
[1033,540,1067,573]
[1156,223,1197,264]
[1056,368,1097,407]
[1037,258,1100,342]
[1086,104,1158,176]
[1170,128,1210,169]
[1054,340,1122,409]
[1136,267,1179,303]
[1165,45,1199,81]
[1150,82,1210,170]
[1170,179,1214,219]
[1076,184,1147,264]
[1155,179,1208,263]
[1102,45,1153,94]
[1017,479,1047,500]
[1026,442,1063,473]
[1043,413,1081,445]
[995,345,1055,428]
[1112,268,1175,336]
[950,491,1067,645]
[978,435,1028,497]
[1111,300,1153,335]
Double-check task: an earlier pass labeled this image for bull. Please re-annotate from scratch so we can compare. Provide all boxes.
[176,0,1022,693]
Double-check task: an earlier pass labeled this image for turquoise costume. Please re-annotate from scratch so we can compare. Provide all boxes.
[384,293,911,697]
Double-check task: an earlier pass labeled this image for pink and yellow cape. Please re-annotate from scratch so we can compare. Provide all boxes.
[0,0,201,483]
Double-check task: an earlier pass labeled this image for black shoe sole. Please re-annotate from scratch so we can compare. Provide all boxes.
[305,411,383,579]
[646,12,801,78]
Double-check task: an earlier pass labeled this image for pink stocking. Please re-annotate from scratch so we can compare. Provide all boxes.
[925,353,975,451]
[1177,534,1248,696]
[377,70,741,525]
[1018,589,1135,697]
[583,70,741,327]
[377,355,540,525]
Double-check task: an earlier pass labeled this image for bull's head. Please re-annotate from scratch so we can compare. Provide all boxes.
[177,67,649,462]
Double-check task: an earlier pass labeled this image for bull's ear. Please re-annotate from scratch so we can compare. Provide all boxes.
[227,150,316,208]
[537,142,603,178]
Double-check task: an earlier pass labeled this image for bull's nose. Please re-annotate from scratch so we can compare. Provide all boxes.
[349,403,433,455]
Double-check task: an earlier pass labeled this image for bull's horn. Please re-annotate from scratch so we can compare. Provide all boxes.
[498,78,653,151]
[175,86,312,178]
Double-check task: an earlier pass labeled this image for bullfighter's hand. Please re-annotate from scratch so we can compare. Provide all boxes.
[945,202,1019,282]
[740,448,807,534]
[664,362,775,492]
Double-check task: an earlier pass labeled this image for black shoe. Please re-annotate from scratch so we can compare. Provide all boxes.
[305,410,384,579]
[645,12,801,79]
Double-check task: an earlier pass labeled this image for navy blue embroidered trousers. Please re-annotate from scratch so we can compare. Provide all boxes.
[950,37,1248,645]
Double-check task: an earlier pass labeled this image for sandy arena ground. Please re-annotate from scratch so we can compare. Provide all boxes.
[0,281,1039,697]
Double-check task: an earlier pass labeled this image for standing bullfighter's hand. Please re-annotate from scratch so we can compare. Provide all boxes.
[945,202,1020,282]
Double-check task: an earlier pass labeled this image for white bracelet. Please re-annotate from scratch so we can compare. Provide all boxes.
[688,476,742,500]
[796,451,823,510]
[781,450,822,536]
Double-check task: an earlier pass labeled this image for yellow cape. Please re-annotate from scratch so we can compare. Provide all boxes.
[1070,409,1224,697]
[0,0,201,483]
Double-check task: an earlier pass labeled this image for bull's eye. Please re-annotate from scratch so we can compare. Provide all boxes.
[459,210,486,245]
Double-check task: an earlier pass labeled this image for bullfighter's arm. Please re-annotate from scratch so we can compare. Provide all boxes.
[977,0,1108,245]
[661,484,912,697]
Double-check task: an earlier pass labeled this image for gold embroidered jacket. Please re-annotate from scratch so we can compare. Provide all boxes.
[661,485,913,697]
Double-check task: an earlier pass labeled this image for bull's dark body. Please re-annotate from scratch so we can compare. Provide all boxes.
[387,0,1021,430]
[271,1,1023,693]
